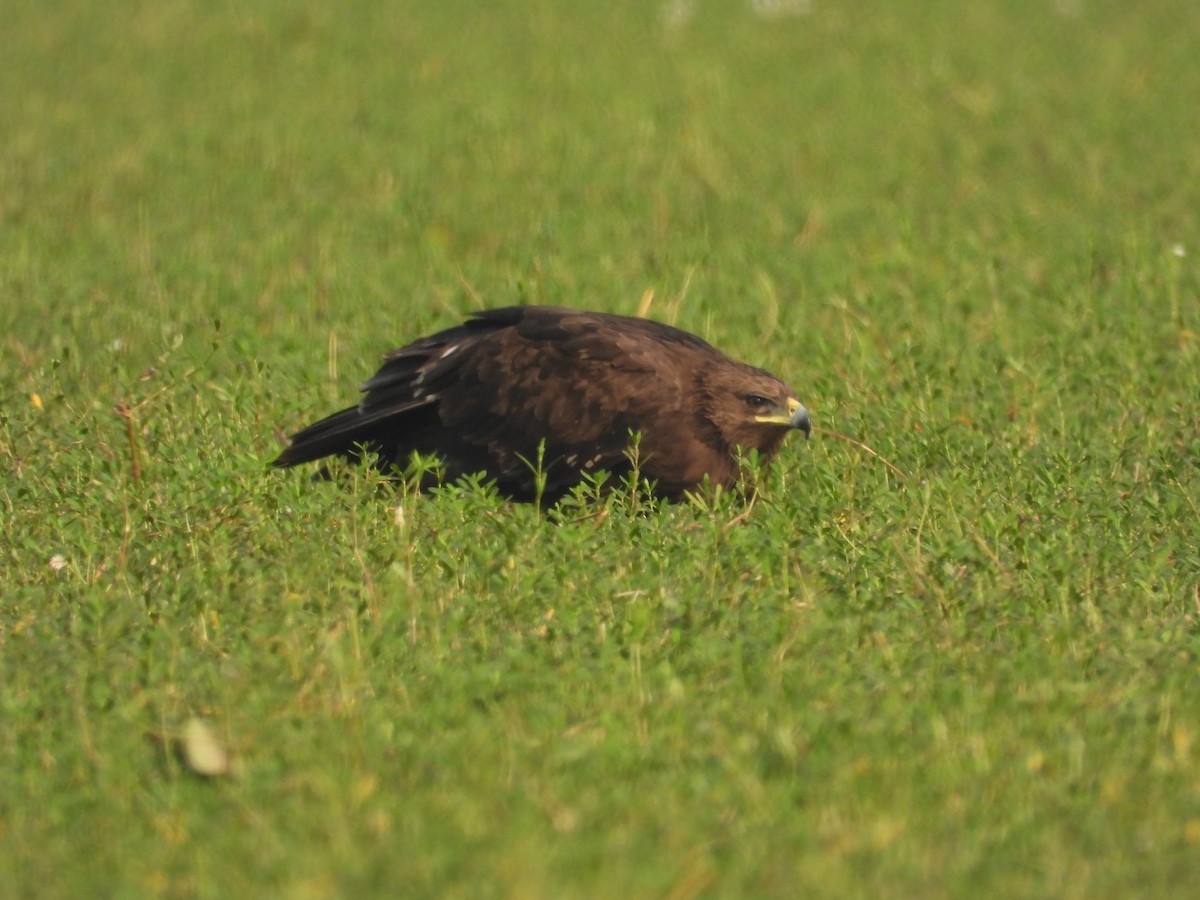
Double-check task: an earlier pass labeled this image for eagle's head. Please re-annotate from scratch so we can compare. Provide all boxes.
[703,365,810,461]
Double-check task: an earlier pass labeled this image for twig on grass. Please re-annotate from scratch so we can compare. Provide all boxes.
[110,344,212,486]
[813,426,907,480]
[114,402,142,486]
[721,493,758,532]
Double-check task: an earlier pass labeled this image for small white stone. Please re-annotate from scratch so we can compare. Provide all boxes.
[181,717,230,777]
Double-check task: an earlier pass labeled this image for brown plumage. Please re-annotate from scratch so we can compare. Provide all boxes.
[272,306,810,501]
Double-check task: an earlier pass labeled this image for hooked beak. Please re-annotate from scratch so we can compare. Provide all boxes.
[788,397,812,438]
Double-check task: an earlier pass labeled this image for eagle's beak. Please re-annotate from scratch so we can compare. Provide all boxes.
[755,397,811,438]
[788,397,811,438]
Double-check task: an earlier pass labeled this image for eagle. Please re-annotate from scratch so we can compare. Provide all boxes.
[272,306,810,502]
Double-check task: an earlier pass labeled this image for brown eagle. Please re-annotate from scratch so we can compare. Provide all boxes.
[272,306,810,501]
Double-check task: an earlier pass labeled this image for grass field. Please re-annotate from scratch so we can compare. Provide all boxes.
[3,1,1199,896]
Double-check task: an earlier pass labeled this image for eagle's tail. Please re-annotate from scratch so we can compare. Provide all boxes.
[272,388,440,469]
[271,406,374,468]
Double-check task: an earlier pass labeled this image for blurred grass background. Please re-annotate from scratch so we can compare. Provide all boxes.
[2,1,1199,896]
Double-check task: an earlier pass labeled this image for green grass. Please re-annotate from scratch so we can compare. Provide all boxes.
[3,0,1199,896]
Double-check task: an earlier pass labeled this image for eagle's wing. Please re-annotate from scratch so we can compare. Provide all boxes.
[417,308,695,496]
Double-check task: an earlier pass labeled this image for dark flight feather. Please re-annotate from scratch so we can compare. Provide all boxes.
[272,306,810,501]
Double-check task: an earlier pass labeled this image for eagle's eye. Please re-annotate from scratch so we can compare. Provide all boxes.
[744,393,772,411]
